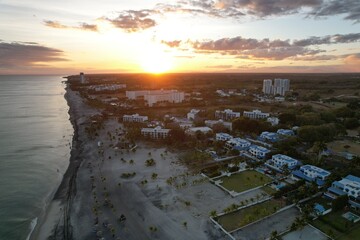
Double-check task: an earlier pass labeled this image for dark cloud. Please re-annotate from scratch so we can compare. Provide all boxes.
[293,33,360,46]
[44,20,98,32]
[310,0,360,23]
[161,40,182,47]
[103,10,157,32]
[162,0,359,22]
[0,41,67,68]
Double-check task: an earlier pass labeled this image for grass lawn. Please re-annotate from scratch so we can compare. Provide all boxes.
[312,210,360,238]
[339,225,360,240]
[261,185,277,195]
[219,170,272,193]
[216,199,285,232]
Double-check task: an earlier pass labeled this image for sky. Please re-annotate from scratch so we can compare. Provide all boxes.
[0,0,359,74]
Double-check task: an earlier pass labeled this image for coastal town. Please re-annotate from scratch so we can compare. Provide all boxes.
[37,73,360,240]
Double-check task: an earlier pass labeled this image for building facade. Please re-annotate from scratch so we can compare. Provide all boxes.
[205,119,232,131]
[216,133,233,141]
[273,78,290,96]
[260,131,278,142]
[141,126,170,139]
[267,117,279,126]
[126,90,185,106]
[248,145,270,158]
[225,138,251,150]
[266,154,299,171]
[277,129,295,136]
[215,109,241,121]
[262,79,273,95]
[243,109,270,119]
[187,109,201,120]
[123,114,148,123]
[325,175,360,209]
[292,165,330,186]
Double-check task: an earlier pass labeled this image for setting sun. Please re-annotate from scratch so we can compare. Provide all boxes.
[139,47,173,74]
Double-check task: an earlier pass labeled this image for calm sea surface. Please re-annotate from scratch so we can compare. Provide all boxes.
[0,76,73,239]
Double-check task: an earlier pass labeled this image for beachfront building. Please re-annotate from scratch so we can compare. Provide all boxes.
[205,119,232,131]
[266,154,299,172]
[267,117,279,126]
[248,145,270,159]
[123,114,148,123]
[225,138,251,151]
[126,90,185,106]
[141,126,170,139]
[325,175,360,209]
[292,165,330,186]
[187,109,201,120]
[277,129,295,136]
[186,127,213,136]
[263,79,273,95]
[216,133,233,141]
[243,109,270,119]
[260,131,278,142]
[215,109,240,121]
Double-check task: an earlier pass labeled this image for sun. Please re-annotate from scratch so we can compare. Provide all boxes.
[139,47,173,74]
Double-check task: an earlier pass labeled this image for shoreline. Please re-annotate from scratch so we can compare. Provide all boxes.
[30,82,86,240]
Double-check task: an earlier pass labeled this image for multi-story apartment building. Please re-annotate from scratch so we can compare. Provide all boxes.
[243,109,270,119]
[215,109,241,121]
[248,145,270,159]
[325,175,360,209]
[141,126,170,139]
[292,165,330,186]
[123,114,148,123]
[216,133,233,141]
[225,138,251,150]
[266,154,299,171]
[126,90,185,106]
[262,79,273,95]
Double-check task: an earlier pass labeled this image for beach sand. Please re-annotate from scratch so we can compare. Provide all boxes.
[31,82,270,240]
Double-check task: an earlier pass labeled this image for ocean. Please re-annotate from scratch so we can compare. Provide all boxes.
[0,76,73,240]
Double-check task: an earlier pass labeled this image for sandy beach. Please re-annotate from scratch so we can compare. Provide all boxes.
[31,82,271,240]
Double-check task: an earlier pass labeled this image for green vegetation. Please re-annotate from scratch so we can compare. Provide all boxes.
[145,158,156,167]
[312,210,360,239]
[219,170,272,193]
[120,172,136,178]
[216,200,284,231]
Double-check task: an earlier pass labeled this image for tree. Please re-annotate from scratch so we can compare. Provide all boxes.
[270,230,278,240]
[332,195,348,211]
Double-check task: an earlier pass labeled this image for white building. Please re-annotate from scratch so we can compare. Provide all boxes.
[260,131,278,142]
[273,78,290,96]
[186,127,213,136]
[225,138,251,150]
[205,119,232,131]
[216,133,233,141]
[123,114,148,123]
[277,129,295,136]
[248,145,270,159]
[267,117,279,126]
[243,109,270,119]
[262,79,273,95]
[215,109,241,121]
[326,175,360,210]
[187,109,201,120]
[141,126,170,139]
[266,154,299,171]
[292,165,330,184]
[89,84,126,92]
[126,90,185,106]
[80,72,86,84]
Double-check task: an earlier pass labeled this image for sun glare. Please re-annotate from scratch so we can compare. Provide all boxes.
[139,46,173,74]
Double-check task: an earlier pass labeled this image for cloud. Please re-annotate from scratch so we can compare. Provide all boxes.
[103,10,157,32]
[310,0,360,23]
[0,41,68,68]
[344,53,360,66]
[160,0,359,22]
[206,64,233,68]
[161,40,182,47]
[161,33,360,60]
[44,20,98,32]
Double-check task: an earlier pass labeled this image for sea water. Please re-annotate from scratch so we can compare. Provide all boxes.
[0,76,73,239]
